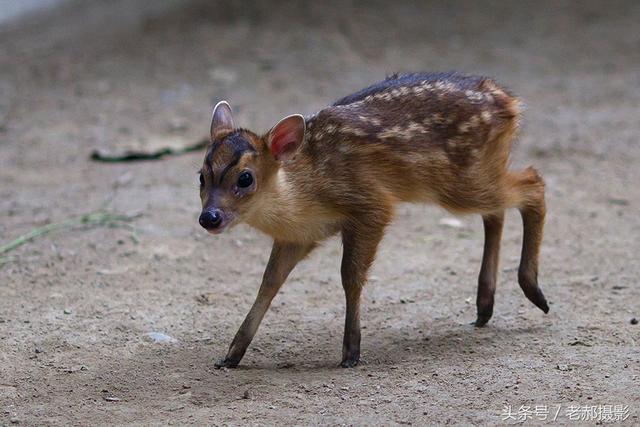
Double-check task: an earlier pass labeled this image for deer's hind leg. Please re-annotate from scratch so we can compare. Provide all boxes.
[506,167,549,314]
[475,211,505,327]
[472,166,548,326]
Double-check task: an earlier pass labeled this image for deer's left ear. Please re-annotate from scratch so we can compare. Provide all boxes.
[266,114,306,161]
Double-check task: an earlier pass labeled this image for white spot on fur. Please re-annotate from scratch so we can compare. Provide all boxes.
[465,90,485,102]
[341,126,367,137]
[378,125,403,139]
[434,81,456,92]
[357,115,381,126]
[372,91,393,101]
[431,113,444,125]
[407,121,427,135]
[377,122,427,140]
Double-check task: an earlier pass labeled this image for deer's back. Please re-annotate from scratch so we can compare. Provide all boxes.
[292,73,522,212]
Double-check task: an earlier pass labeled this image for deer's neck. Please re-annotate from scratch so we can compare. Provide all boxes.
[244,169,338,243]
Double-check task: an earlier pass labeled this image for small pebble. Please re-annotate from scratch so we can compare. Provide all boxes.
[144,332,177,343]
[439,217,464,228]
[242,389,252,400]
[10,417,19,424]
[63,309,72,315]
[631,318,638,325]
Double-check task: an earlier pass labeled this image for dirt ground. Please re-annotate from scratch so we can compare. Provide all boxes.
[1,0,639,425]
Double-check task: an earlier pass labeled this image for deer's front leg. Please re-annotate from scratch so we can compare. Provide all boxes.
[215,241,315,368]
[340,220,387,368]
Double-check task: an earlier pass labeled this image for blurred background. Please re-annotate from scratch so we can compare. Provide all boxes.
[1,1,638,425]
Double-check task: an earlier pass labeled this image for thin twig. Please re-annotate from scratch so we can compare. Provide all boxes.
[0,211,140,256]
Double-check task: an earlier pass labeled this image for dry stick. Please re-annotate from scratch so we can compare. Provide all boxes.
[90,138,209,162]
[0,211,140,262]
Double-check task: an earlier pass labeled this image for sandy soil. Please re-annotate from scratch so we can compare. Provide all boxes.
[1,0,639,425]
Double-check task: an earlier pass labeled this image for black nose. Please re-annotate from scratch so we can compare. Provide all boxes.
[199,209,223,229]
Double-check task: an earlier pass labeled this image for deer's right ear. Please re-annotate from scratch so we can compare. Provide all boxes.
[210,101,235,140]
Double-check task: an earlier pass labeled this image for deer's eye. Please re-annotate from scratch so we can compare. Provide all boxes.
[199,172,205,186]
[237,171,253,188]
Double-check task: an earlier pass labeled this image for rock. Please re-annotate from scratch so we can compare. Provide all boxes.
[115,171,133,187]
[195,293,216,305]
[439,217,464,228]
[242,389,253,400]
[144,332,177,343]
[631,318,638,325]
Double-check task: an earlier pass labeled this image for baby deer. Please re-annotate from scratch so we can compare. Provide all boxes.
[198,72,549,368]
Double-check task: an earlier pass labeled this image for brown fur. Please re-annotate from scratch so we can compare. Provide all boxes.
[200,73,549,368]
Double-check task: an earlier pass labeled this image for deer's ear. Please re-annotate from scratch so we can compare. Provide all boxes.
[210,101,235,140]
[266,114,305,161]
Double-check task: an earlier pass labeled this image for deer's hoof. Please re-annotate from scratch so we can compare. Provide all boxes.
[340,355,360,368]
[214,357,239,369]
[474,312,493,327]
